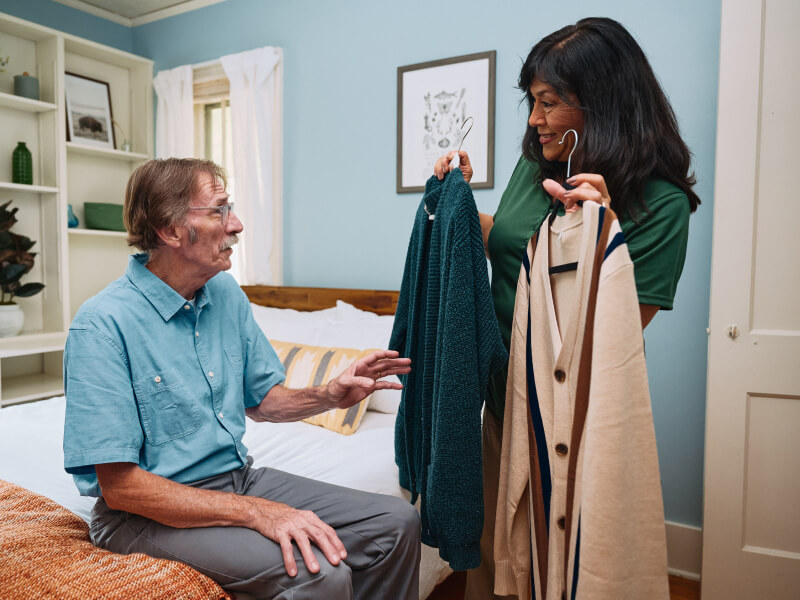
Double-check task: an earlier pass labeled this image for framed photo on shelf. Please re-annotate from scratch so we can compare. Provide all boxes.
[65,72,116,150]
[397,50,496,193]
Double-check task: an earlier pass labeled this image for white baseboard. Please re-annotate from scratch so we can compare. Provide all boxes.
[666,521,702,580]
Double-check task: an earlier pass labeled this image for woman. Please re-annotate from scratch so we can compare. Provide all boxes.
[434,17,700,599]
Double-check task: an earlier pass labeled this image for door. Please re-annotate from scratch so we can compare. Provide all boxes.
[702,0,800,598]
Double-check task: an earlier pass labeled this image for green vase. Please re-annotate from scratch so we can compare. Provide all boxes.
[12,142,32,185]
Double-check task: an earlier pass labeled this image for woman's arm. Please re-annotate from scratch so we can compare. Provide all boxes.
[479,211,494,258]
[640,304,659,329]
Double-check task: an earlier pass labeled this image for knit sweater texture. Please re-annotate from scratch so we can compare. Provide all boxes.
[390,170,507,570]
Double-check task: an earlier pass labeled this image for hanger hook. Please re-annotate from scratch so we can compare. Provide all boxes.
[457,116,474,153]
[558,129,579,179]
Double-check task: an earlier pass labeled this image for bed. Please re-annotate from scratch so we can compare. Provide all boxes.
[0,285,452,599]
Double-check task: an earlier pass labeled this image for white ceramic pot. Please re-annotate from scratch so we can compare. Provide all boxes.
[0,304,24,337]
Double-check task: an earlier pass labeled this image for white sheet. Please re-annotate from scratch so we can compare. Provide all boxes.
[0,396,451,598]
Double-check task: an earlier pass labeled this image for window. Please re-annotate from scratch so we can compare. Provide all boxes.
[193,65,240,281]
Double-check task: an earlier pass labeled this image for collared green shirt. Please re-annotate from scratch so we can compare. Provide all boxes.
[485,157,690,420]
[63,253,285,497]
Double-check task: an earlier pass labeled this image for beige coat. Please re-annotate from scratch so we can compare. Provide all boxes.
[494,203,669,600]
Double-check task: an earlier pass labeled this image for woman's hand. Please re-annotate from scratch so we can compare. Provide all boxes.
[543,173,611,211]
[434,150,473,183]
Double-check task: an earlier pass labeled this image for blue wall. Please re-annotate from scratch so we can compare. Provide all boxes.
[10,0,720,529]
[0,0,132,52]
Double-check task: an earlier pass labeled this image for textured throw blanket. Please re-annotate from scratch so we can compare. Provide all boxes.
[0,479,229,599]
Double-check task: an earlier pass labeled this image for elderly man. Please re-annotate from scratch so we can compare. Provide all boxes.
[63,158,420,599]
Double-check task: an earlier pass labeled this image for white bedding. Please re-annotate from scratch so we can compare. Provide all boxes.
[0,301,452,599]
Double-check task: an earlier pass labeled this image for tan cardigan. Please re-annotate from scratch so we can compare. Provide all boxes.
[494,203,669,600]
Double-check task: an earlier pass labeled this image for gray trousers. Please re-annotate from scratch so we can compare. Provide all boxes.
[90,463,421,600]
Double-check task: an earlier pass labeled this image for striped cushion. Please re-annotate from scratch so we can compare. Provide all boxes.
[0,479,229,599]
[270,340,377,435]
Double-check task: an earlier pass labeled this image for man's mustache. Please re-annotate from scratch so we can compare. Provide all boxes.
[220,234,239,251]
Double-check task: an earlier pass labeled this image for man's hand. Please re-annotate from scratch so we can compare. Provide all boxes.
[325,350,411,410]
[246,497,347,577]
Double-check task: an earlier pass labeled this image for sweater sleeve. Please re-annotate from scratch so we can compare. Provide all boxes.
[575,243,670,598]
[390,207,420,495]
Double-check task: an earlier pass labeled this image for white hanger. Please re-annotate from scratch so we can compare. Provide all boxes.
[449,117,475,169]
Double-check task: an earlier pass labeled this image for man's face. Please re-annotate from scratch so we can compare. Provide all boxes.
[180,173,243,278]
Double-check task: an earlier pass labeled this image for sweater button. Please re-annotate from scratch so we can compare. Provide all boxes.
[557,515,565,530]
[554,369,566,382]
[555,443,568,456]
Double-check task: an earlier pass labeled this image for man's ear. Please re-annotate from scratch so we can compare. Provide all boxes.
[154,223,183,249]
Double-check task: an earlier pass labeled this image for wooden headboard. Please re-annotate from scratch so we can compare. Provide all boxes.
[241,285,399,316]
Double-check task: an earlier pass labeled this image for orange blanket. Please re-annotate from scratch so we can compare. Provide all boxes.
[0,479,230,599]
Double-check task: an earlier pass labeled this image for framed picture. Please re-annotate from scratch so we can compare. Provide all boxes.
[397,50,495,193]
[65,72,115,150]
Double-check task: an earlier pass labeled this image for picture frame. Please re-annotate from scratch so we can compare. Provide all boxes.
[65,72,115,150]
[397,50,496,193]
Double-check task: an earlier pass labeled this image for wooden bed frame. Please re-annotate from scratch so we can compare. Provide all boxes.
[241,285,399,315]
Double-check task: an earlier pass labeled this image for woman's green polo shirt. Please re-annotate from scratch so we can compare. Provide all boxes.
[485,157,691,421]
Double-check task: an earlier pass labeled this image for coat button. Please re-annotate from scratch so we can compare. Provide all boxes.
[557,516,565,529]
[555,443,568,456]
[554,369,566,382]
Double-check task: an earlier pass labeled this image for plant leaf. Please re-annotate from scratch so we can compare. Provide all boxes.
[14,282,44,297]
[0,263,27,284]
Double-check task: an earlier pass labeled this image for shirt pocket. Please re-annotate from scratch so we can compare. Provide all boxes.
[133,368,200,445]
[224,344,243,380]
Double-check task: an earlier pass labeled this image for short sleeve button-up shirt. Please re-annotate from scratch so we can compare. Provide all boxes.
[63,253,285,497]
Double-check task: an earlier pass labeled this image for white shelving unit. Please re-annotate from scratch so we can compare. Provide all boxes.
[0,12,153,407]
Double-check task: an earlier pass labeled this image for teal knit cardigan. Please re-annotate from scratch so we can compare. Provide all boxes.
[390,170,507,570]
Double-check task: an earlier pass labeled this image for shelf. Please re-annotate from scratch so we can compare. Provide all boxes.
[0,330,67,358]
[68,228,127,238]
[0,92,58,113]
[0,182,59,194]
[1,372,63,405]
[66,142,149,162]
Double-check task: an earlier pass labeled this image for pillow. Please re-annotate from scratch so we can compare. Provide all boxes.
[251,302,396,352]
[270,340,378,435]
[0,479,229,599]
[369,378,402,414]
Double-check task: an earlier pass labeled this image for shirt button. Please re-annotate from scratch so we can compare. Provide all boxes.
[555,443,568,456]
[209,371,214,378]
[554,369,566,382]
[184,304,191,310]
[557,516,565,530]
[195,331,199,338]
[218,412,224,419]
[154,376,161,383]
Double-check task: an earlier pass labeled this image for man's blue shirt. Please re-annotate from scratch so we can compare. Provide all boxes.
[63,253,285,497]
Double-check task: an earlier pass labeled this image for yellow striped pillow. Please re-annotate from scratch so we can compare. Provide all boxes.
[270,340,377,435]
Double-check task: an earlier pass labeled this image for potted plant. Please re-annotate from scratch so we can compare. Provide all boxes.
[0,200,45,337]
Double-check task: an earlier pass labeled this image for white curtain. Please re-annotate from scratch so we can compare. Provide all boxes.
[221,47,282,285]
[153,65,194,158]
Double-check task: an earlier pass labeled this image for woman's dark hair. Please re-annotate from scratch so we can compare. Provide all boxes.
[519,17,700,217]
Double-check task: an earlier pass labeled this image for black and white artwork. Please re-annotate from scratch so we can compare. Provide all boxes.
[65,73,115,150]
[397,51,495,193]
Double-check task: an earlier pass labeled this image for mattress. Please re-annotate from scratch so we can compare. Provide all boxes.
[0,396,451,598]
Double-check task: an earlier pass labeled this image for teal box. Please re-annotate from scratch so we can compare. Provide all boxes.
[84,202,125,231]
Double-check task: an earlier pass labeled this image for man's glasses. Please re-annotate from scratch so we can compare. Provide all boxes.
[188,202,234,225]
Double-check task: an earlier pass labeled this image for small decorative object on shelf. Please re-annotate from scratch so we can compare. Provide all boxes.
[0,200,45,337]
[12,142,33,185]
[67,204,79,228]
[13,71,39,100]
[84,202,125,231]
[112,119,132,152]
[0,53,8,73]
